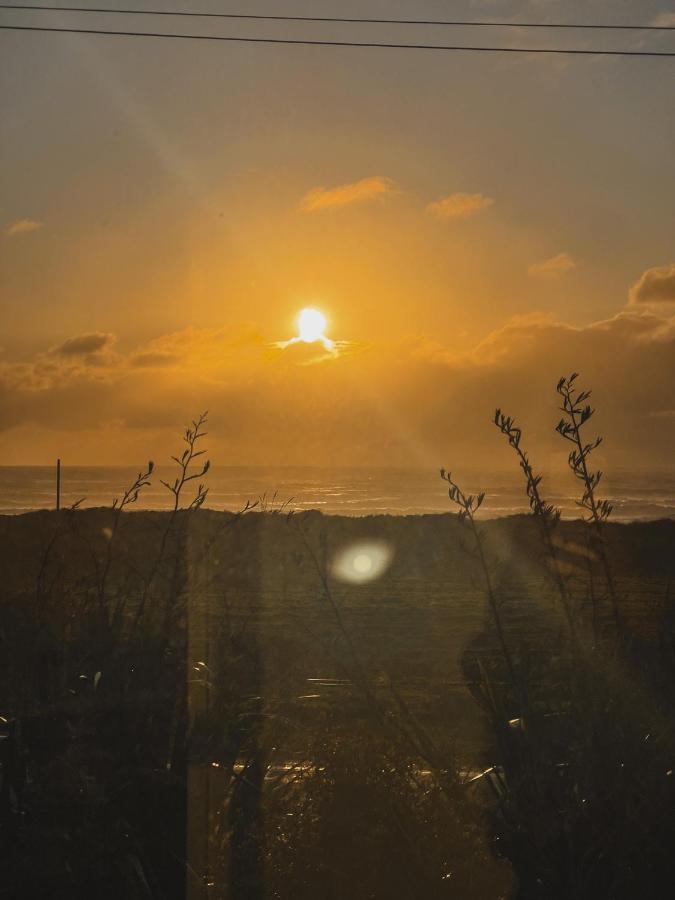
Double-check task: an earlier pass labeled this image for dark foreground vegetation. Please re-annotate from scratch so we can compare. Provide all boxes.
[1,383,675,899]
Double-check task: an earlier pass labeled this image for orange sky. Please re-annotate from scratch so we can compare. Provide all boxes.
[1,1,674,469]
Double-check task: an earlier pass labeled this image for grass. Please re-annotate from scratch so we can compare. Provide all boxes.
[441,374,675,897]
[1,385,675,898]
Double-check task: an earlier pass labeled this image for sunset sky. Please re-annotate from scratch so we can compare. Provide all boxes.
[1,1,674,471]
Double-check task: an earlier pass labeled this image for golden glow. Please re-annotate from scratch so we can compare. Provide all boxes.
[298,308,328,343]
[331,541,393,584]
[292,307,334,350]
[272,306,336,355]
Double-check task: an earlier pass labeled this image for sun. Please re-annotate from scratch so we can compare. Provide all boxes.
[296,307,334,350]
[297,307,328,343]
[275,306,336,353]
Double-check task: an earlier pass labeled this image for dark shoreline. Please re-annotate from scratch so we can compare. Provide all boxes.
[2,510,675,897]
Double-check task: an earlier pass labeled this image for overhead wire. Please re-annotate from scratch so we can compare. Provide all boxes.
[1,23,674,57]
[0,4,673,31]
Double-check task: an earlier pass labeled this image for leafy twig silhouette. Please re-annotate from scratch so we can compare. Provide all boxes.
[555,374,612,524]
[555,374,621,629]
[494,410,560,522]
[112,461,154,512]
[494,410,576,637]
[134,414,211,627]
[160,411,210,511]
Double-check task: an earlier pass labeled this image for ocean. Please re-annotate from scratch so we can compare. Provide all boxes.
[1,465,674,521]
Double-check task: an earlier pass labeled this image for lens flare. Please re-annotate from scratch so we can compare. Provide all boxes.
[331,540,393,584]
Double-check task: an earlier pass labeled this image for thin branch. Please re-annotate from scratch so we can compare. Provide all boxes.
[555,374,621,630]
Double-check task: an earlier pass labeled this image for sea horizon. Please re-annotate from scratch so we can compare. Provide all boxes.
[3,464,675,521]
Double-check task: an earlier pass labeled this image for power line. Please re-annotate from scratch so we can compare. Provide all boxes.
[0,25,675,57]
[1,4,673,31]
[1,23,674,57]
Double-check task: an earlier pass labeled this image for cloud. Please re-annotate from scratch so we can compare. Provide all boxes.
[628,263,675,305]
[2,308,675,469]
[127,325,266,371]
[0,333,119,394]
[426,192,494,220]
[528,252,577,279]
[298,176,397,212]
[129,350,182,369]
[4,218,43,236]
[53,332,116,357]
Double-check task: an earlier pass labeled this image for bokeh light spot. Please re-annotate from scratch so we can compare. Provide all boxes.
[331,540,393,584]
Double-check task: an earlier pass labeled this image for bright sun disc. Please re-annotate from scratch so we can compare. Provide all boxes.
[298,307,327,343]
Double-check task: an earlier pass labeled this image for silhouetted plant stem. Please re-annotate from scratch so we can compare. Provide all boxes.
[134,413,212,629]
[494,409,577,640]
[583,539,600,646]
[98,461,154,608]
[556,374,622,631]
[160,411,210,512]
[440,470,518,690]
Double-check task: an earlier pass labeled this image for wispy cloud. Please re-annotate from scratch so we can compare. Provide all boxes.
[298,176,397,212]
[629,263,675,305]
[426,192,494,220]
[4,218,43,237]
[528,252,577,279]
